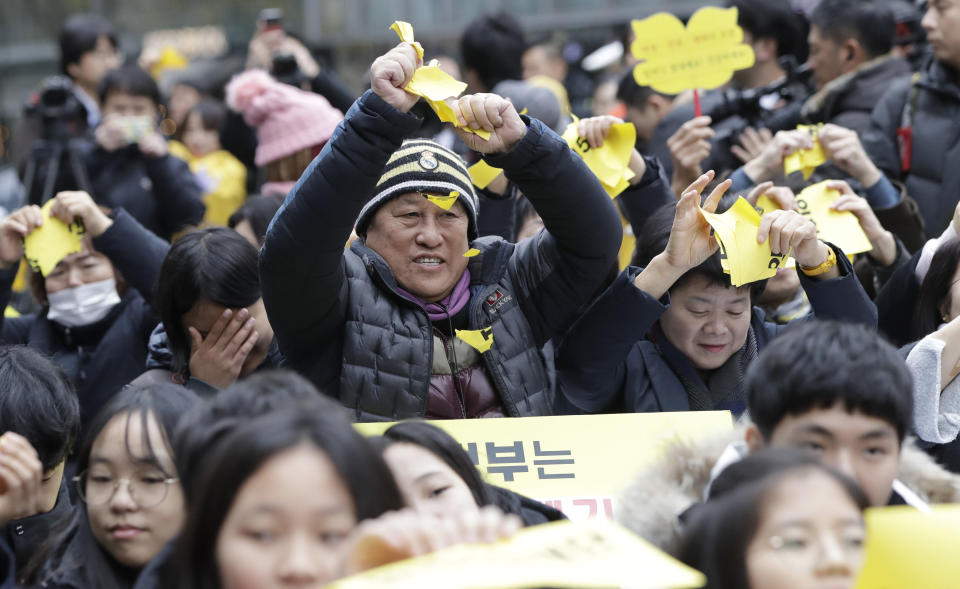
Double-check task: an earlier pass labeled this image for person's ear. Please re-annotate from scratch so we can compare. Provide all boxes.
[752,38,777,63]
[745,423,767,454]
[842,40,861,68]
[66,62,80,82]
[938,297,952,323]
[647,93,672,117]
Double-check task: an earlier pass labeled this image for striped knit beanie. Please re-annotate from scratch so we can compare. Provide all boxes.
[356,139,479,239]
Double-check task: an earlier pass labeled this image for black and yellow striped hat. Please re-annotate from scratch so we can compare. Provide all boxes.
[356,138,479,239]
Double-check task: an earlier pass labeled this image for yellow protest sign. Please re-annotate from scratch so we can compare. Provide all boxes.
[700,197,788,287]
[390,23,490,140]
[756,181,872,257]
[783,124,826,180]
[423,190,460,211]
[630,7,755,95]
[23,199,86,277]
[328,519,706,589]
[854,505,960,589]
[463,248,481,258]
[456,327,494,353]
[356,411,733,519]
[561,120,636,198]
[467,159,503,189]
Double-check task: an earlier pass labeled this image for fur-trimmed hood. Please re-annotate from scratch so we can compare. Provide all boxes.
[616,424,960,555]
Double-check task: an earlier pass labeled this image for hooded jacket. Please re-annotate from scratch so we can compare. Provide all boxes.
[0,209,168,430]
[863,57,960,237]
[616,424,960,555]
[260,91,622,421]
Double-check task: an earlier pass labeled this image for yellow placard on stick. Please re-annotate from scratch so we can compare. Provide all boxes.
[854,505,960,589]
[700,197,788,287]
[23,199,86,277]
[561,119,636,198]
[783,124,827,180]
[328,519,706,589]
[456,327,494,353]
[756,181,872,257]
[390,21,490,140]
[630,7,755,95]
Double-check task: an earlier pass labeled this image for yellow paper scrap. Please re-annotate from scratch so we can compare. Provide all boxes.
[327,518,706,589]
[756,182,872,256]
[423,191,460,211]
[631,7,755,94]
[456,327,494,353]
[23,199,86,277]
[468,160,503,189]
[561,120,637,198]
[783,124,826,180]
[699,197,788,287]
[463,248,481,258]
[389,21,424,60]
[390,23,491,140]
[855,505,960,589]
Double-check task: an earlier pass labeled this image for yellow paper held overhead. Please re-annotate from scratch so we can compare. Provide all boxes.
[783,124,826,179]
[456,327,494,353]
[463,248,481,258]
[699,197,788,287]
[855,505,960,589]
[631,7,755,95]
[327,518,706,589]
[468,160,503,189]
[389,21,424,60]
[423,190,460,211]
[23,199,86,277]
[561,120,637,198]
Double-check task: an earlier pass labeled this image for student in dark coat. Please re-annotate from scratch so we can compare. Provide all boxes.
[556,173,877,417]
[0,191,168,431]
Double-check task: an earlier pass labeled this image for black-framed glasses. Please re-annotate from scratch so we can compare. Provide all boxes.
[73,469,178,509]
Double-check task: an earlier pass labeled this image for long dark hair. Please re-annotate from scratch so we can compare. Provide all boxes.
[377,421,493,507]
[677,449,870,589]
[155,228,260,376]
[166,407,404,589]
[914,237,960,339]
[23,384,200,588]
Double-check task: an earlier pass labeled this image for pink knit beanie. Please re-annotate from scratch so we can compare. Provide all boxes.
[225,69,344,166]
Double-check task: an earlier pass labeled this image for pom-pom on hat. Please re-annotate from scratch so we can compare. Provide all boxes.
[225,69,343,166]
[356,139,479,240]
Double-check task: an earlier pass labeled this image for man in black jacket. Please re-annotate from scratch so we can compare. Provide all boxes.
[260,42,622,420]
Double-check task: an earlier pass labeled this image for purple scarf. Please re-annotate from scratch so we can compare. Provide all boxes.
[397,270,472,321]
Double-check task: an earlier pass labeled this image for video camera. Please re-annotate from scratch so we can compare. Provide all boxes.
[26,76,88,143]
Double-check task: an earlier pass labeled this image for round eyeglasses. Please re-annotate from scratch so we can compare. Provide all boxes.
[73,469,179,509]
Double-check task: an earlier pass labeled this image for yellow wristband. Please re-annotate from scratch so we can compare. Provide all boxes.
[800,246,837,277]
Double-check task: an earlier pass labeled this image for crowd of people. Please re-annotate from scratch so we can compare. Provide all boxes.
[0,0,957,587]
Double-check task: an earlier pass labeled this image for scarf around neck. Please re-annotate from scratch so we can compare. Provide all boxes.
[397,269,472,321]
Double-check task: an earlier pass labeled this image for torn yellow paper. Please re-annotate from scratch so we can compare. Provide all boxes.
[456,328,494,353]
[389,21,424,60]
[855,505,960,589]
[463,248,481,258]
[468,160,503,189]
[700,197,788,286]
[631,7,755,95]
[756,182,872,256]
[23,199,86,277]
[423,191,460,211]
[327,518,706,589]
[783,125,826,180]
[561,121,637,198]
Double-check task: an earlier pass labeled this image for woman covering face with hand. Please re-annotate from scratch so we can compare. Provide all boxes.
[0,192,169,430]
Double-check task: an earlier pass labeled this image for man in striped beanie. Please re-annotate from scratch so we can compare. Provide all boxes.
[261,41,623,421]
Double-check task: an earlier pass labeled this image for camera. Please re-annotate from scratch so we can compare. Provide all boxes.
[26,76,88,143]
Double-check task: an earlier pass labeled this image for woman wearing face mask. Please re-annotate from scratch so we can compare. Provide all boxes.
[130,227,281,394]
[22,383,199,589]
[375,421,565,526]
[555,172,877,416]
[678,449,869,589]
[0,191,169,430]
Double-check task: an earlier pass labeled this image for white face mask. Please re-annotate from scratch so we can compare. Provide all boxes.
[46,278,122,328]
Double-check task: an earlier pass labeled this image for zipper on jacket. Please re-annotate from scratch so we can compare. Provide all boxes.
[436,303,466,418]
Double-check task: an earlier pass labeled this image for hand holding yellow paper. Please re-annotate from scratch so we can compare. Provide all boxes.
[457,327,494,353]
[783,125,826,180]
[467,160,503,190]
[561,120,636,198]
[854,505,960,589]
[327,519,706,589]
[423,191,460,211]
[389,22,490,140]
[23,199,86,277]
[630,7,755,95]
[699,197,788,287]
